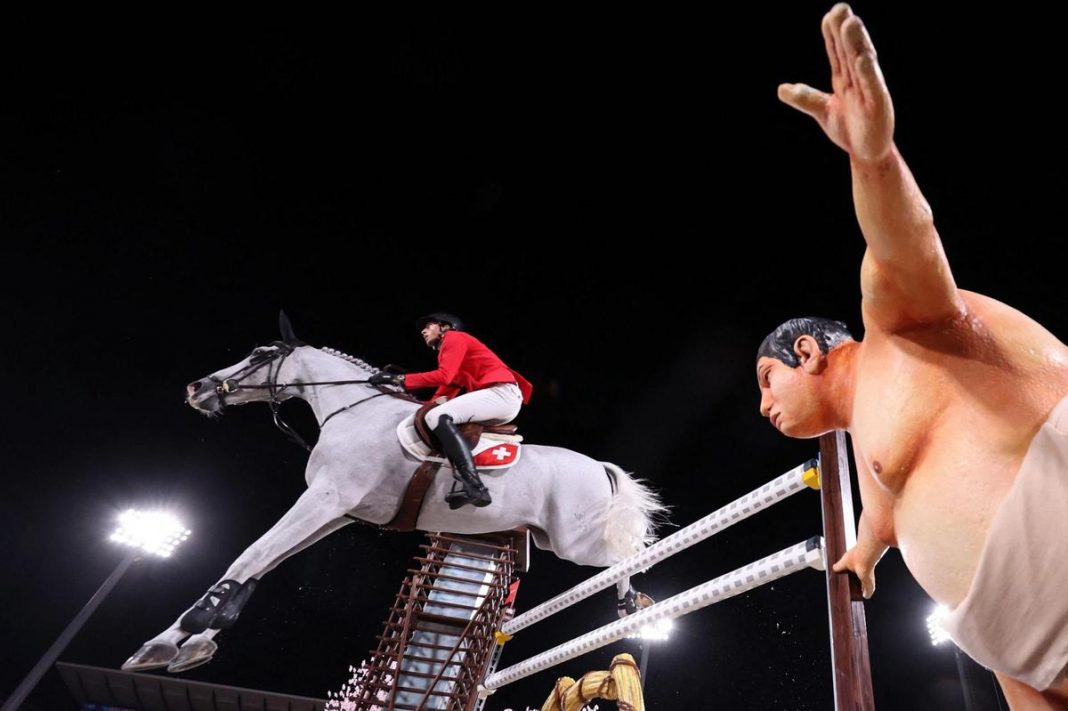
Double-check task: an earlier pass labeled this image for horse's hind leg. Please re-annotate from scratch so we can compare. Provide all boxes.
[538,514,655,620]
[616,578,654,618]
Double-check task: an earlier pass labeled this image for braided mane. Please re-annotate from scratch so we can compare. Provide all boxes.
[319,347,379,374]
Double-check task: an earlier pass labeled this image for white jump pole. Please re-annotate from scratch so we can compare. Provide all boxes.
[482,537,825,692]
[501,459,819,636]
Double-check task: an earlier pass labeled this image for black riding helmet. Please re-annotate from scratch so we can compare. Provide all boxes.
[415,313,465,331]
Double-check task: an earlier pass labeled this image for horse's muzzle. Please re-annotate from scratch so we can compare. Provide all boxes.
[186,380,222,413]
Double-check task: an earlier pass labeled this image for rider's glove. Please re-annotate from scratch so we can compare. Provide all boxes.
[370,372,404,387]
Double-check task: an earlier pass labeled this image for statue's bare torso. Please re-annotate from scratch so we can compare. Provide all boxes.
[852,290,1068,605]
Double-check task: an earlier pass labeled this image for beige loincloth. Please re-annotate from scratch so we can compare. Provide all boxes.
[943,393,1068,690]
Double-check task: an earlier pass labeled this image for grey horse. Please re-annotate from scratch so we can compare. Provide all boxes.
[123,318,665,672]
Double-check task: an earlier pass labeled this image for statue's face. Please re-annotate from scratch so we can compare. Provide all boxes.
[756,355,824,439]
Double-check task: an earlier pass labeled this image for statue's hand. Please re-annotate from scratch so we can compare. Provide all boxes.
[778,4,894,164]
[832,545,877,599]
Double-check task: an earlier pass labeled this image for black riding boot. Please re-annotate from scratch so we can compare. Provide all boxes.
[433,415,492,509]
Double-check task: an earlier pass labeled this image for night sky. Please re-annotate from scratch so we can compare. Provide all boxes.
[4,4,1066,709]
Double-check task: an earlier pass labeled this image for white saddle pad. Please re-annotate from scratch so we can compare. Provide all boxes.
[396,413,524,470]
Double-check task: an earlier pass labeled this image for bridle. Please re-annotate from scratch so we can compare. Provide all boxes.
[206,342,406,452]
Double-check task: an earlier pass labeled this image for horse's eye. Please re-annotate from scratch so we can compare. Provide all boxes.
[249,349,270,364]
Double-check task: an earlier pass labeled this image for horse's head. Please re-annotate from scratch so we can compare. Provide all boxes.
[186,342,298,414]
[187,311,306,414]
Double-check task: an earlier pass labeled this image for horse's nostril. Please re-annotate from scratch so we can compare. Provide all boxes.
[187,381,203,394]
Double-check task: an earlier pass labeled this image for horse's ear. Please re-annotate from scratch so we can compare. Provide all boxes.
[279,310,302,346]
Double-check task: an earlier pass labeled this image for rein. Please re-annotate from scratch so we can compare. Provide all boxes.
[208,342,410,452]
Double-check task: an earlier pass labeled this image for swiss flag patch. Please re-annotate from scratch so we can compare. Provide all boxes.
[474,442,519,467]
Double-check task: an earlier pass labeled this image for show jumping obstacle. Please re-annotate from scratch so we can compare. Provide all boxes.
[337,532,526,711]
[334,432,873,710]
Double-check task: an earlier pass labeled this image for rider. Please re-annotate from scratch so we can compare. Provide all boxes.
[370,313,532,509]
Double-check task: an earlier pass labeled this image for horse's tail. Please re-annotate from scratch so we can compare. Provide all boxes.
[601,462,670,562]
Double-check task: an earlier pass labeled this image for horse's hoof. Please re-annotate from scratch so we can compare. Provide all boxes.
[166,638,218,673]
[617,589,656,618]
[121,642,179,671]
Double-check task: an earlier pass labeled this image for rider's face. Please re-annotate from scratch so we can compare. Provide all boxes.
[422,322,445,346]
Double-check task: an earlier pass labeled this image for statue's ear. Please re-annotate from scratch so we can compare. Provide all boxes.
[279,310,303,346]
[793,335,825,374]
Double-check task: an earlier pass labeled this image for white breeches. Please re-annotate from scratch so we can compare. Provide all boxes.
[425,383,523,430]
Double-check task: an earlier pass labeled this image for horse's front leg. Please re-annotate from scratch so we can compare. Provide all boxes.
[217,484,357,582]
[122,482,360,672]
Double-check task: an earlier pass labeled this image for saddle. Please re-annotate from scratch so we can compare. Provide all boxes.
[383,403,524,531]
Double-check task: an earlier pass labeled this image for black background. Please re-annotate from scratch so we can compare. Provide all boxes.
[3,3,1065,709]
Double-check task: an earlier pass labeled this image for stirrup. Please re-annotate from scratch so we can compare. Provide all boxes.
[445,472,491,509]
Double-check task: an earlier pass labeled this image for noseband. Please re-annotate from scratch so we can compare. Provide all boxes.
[209,341,295,404]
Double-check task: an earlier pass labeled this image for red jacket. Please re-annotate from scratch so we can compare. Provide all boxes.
[404,331,533,404]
